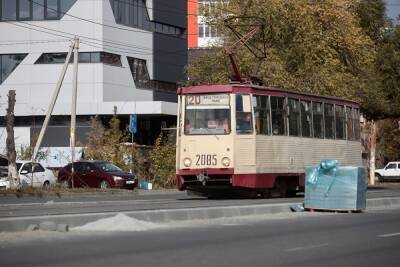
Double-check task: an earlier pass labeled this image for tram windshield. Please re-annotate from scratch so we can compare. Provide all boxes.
[184,94,231,135]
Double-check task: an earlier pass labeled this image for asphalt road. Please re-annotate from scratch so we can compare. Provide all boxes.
[0,184,400,218]
[1,207,400,266]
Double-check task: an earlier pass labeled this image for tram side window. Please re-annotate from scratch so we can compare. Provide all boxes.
[346,107,355,140]
[288,98,300,136]
[271,96,286,135]
[353,108,361,140]
[300,100,312,137]
[312,102,324,138]
[324,103,335,139]
[236,94,253,134]
[252,95,271,135]
[335,105,345,140]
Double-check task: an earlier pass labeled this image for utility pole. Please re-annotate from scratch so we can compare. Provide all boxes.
[6,90,18,188]
[32,40,75,162]
[70,36,79,189]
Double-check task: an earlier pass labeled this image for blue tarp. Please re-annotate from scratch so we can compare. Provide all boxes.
[305,160,367,211]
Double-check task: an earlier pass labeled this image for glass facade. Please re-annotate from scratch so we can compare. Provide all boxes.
[127,56,150,85]
[1,0,16,20]
[127,56,177,92]
[109,0,185,37]
[0,54,27,84]
[35,52,122,67]
[0,0,77,21]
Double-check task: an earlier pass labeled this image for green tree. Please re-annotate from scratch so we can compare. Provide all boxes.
[377,119,400,161]
[17,132,49,161]
[355,0,388,43]
[84,116,130,170]
[188,0,376,101]
[375,25,400,117]
[149,131,176,189]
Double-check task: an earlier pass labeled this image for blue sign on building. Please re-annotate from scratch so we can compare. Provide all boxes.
[129,114,137,134]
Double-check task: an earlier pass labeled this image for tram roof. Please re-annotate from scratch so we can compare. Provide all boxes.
[177,83,360,107]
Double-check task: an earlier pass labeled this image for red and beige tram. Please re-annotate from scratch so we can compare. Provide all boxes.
[176,84,361,197]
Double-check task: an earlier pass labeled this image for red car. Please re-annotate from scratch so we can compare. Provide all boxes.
[58,161,137,190]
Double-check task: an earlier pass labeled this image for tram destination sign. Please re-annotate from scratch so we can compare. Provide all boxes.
[186,94,229,106]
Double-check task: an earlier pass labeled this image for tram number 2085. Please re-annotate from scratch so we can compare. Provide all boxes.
[196,154,217,166]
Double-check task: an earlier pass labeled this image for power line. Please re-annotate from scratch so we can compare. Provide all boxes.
[29,0,235,37]
[4,20,187,69]
[0,39,68,46]
[5,19,188,58]
[29,0,188,37]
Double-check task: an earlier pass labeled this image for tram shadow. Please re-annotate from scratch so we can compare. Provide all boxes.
[179,188,304,200]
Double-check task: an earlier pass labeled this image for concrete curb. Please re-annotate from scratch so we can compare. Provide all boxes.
[0,197,399,233]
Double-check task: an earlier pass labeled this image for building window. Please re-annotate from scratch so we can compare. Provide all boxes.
[35,52,122,66]
[0,54,27,84]
[127,56,150,86]
[198,0,229,16]
[1,0,16,20]
[0,0,76,21]
[18,0,31,20]
[60,0,76,14]
[45,0,58,19]
[108,0,185,37]
[32,0,44,20]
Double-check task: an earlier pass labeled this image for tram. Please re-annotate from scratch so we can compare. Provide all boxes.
[175,84,362,197]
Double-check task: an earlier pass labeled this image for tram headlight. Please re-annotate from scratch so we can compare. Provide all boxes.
[183,158,192,167]
[221,157,231,167]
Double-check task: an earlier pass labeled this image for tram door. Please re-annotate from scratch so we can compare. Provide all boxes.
[234,94,256,172]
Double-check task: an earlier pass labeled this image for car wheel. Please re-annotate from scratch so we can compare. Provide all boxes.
[61,179,71,188]
[43,181,50,189]
[100,180,110,189]
[376,174,383,182]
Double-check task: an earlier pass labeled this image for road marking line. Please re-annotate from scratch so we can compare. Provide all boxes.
[378,232,400,238]
[286,243,329,252]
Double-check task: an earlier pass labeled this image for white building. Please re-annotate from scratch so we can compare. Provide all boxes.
[0,0,187,166]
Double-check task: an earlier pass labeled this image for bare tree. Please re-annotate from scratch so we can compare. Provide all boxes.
[6,90,19,188]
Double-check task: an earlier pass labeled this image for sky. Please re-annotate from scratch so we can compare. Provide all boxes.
[386,0,400,23]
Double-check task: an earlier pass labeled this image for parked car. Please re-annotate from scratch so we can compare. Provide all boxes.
[0,161,57,189]
[0,177,9,189]
[375,162,400,182]
[58,161,137,189]
[18,161,57,188]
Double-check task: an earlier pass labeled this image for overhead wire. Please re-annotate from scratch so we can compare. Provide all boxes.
[2,0,233,67]
[4,19,186,69]
[29,0,235,37]
[4,19,187,58]
[25,1,191,57]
